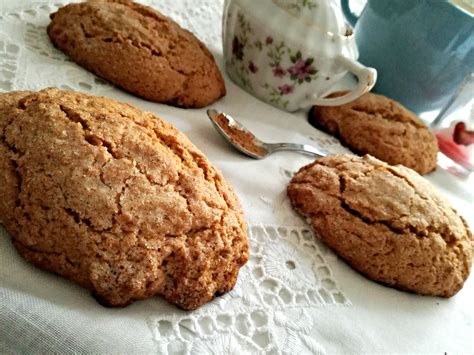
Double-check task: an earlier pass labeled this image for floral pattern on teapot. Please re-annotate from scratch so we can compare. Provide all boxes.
[228,12,321,109]
[223,0,376,111]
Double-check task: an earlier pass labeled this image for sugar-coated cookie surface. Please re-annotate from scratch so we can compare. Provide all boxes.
[0,88,248,310]
[288,154,472,297]
[47,0,226,108]
[309,92,438,175]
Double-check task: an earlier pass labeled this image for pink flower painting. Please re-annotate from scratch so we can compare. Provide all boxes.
[287,58,316,82]
[278,84,294,95]
[248,61,258,73]
[272,66,286,78]
[232,36,244,61]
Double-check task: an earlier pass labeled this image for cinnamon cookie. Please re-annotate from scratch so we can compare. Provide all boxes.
[0,88,248,310]
[309,92,438,175]
[47,0,226,108]
[287,154,472,297]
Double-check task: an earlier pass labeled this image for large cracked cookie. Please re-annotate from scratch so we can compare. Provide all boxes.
[288,154,472,297]
[0,88,248,310]
[309,92,438,175]
[47,0,226,108]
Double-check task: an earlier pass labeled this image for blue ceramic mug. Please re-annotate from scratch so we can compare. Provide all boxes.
[342,0,474,115]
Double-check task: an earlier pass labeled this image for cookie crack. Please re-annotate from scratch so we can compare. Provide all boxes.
[109,34,164,58]
[0,138,22,209]
[385,167,420,193]
[9,159,23,209]
[175,171,193,219]
[350,106,424,129]
[56,182,113,233]
[59,105,167,188]
[76,15,187,78]
[59,105,122,161]
[70,4,211,109]
[160,133,232,211]
[117,113,231,211]
[116,0,199,76]
[114,113,233,236]
[338,175,431,240]
[1,118,25,210]
[59,104,90,129]
[118,0,169,25]
[383,167,458,244]
[57,106,231,238]
[64,207,93,228]
[87,27,192,80]
[1,112,112,233]
[80,22,93,39]
[98,159,112,187]
[58,105,199,234]
[115,173,135,225]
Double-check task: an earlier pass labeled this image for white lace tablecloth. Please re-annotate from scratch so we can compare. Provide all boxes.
[0,1,473,354]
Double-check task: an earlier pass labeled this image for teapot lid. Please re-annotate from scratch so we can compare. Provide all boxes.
[272,0,349,36]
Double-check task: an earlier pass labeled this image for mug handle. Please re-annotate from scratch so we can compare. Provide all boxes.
[300,56,377,107]
[341,0,360,27]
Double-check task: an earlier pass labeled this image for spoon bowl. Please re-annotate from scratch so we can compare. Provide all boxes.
[207,109,329,159]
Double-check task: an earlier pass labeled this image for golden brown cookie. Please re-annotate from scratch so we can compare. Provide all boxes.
[309,92,438,175]
[287,154,473,297]
[47,0,226,108]
[0,88,248,310]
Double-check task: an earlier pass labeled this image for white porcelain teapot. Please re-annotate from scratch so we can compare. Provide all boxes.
[223,0,377,112]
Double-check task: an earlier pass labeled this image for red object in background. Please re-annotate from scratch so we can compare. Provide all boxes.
[436,122,474,171]
[453,122,474,146]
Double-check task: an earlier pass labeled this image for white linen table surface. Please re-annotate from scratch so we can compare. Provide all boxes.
[0,0,473,354]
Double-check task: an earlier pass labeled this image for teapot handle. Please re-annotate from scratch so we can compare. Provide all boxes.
[300,56,377,107]
[341,0,360,27]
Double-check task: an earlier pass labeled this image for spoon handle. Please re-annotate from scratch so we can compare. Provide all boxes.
[267,142,328,158]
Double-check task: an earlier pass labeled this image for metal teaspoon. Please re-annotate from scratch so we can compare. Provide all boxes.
[207,109,329,159]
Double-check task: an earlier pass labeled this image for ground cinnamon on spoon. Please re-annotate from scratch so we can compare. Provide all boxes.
[215,114,266,157]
